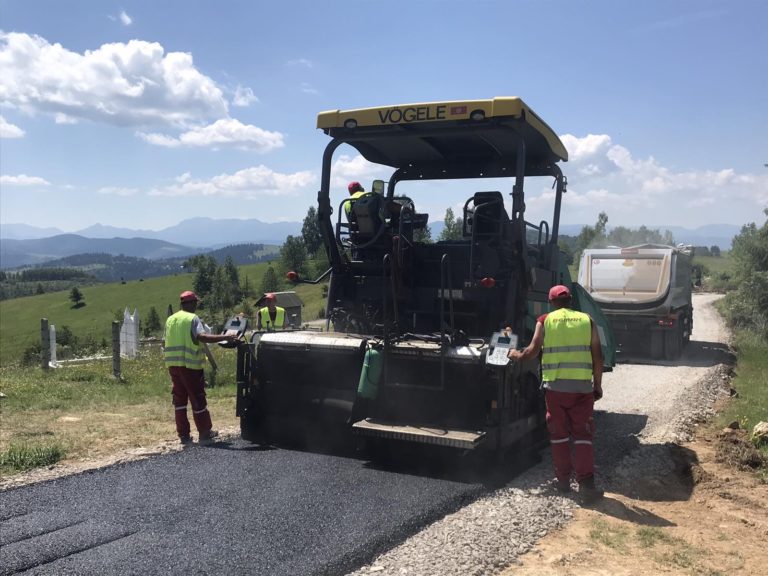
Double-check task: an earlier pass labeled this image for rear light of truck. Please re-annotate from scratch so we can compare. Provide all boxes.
[658,319,675,327]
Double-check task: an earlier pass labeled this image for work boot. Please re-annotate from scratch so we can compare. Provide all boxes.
[199,430,219,445]
[578,476,604,504]
[179,436,193,445]
[552,478,572,493]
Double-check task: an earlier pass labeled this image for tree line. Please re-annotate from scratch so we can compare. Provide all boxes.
[720,209,768,339]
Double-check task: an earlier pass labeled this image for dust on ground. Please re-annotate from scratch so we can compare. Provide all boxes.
[504,425,768,576]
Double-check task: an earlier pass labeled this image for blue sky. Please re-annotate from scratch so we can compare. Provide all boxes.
[1,0,766,234]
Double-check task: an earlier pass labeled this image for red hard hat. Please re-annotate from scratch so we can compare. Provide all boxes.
[264,293,276,301]
[548,285,572,302]
[180,290,199,302]
[348,181,363,194]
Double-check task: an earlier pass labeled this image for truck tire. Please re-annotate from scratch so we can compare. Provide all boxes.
[663,326,683,360]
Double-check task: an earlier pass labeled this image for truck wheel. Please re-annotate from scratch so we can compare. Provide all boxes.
[664,326,683,360]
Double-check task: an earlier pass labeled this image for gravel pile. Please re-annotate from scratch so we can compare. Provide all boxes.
[642,363,733,444]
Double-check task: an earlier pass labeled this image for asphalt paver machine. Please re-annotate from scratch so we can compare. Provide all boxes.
[236,97,615,459]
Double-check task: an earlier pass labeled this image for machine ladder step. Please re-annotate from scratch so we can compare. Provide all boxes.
[352,418,486,449]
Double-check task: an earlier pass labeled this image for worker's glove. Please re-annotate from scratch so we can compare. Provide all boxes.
[593,388,603,401]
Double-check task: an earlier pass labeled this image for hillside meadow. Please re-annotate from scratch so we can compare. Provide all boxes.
[0,261,327,367]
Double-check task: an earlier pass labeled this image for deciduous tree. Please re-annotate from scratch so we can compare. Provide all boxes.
[438,208,463,241]
[280,235,308,276]
[301,206,323,257]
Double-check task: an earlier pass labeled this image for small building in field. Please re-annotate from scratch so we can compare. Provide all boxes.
[254,291,304,327]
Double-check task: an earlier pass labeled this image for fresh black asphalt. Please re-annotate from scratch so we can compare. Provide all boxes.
[0,408,646,576]
[0,438,488,576]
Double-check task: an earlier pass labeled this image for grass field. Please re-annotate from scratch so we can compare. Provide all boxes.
[0,346,241,475]
[0,260,326,366]
[0,255,328,475]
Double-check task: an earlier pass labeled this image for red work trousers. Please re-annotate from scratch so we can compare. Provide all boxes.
[168,366,212,439]
[544,389,596,482]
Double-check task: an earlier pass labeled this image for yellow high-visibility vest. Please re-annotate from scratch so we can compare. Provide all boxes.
[163,311,204,370]
[259,306,285,329]
[541,308,593,393]
[344,190,368,218]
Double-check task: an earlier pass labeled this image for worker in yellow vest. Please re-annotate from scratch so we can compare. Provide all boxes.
[508,285,605,503]
[343,181,368,220]
[163,290,238,445]
[257,293,285,331]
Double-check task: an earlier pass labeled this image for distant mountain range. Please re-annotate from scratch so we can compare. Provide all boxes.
[1,218,302,246]
[0,235,200,269]
[0,218,742,270]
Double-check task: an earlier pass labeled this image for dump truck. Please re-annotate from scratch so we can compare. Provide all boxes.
[577,244,693,360]
[235,97,616,460]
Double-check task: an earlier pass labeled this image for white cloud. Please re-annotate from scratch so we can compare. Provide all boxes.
[0,32,228,128]
[98,186,138,196]
[556,133,768,225]
[119,11,133,26]
[301,83,319,95]
[331,154,389,189]
[0,115,24,138]
[287,58,313,68]
[137,118,284,151]
[148,166,316,198]
[54,113,78,124]
[232,85,258,107]
[1,174,51,186]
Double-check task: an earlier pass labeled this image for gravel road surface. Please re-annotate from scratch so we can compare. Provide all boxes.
[0,294,732,576]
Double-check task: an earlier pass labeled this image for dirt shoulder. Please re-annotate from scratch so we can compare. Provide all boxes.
[504,425,768,576]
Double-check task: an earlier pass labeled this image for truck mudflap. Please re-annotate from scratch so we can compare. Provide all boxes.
[571,282,617,369]
[352,418,486,449]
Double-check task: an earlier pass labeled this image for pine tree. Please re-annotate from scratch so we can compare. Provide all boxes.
[144,306,162,337]
[260,265,281,294]
[69,286,84,307]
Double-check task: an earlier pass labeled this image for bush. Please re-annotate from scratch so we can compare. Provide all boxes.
[21,343,42,366]
[709,272,736,292]
[721,271,768,339]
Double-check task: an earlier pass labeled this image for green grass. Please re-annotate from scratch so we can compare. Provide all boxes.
[0,260,327,366]
[0,345,244,469]
[589,518,630,550]
[0,442,65,473]
[636,526,676,548]
[693,253,736,291]
[716,329,768,467]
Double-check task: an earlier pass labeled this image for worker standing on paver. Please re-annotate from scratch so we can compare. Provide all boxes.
[508,285,605,503]
[343,181,368,220]
[163,290,238,445]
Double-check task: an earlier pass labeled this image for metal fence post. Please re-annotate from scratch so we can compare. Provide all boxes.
[41,318,50,370]
[112,320,121,379]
